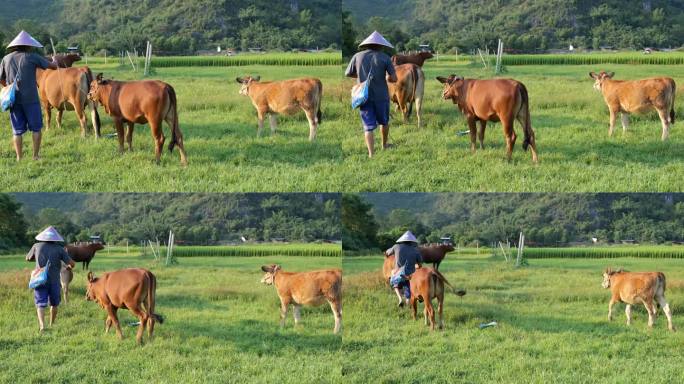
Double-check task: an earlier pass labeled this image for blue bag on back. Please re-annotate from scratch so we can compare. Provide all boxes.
[0,81,17,112]
[28,259,50,289]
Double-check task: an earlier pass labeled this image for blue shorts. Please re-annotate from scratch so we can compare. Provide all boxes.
[10,102,43,136]
[34,282,61,307]
[389,275,411,299]
[360,99,390,132]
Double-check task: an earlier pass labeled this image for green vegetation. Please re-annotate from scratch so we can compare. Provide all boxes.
[151,53,343,67]
[0,252,342,383]
[343,253,684,383]
[0,63,346,192]
[171,244,341,258]
[500,52,684,66]
[524,246,684,259]
[340,61,684,192]
[0,0,341,54]
[343,0,684,54]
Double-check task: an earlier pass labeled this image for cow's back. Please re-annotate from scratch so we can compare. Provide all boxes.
[102,268,151,307]
[605,78,675,112]
[38,67,89,107]
[110,80,170,120]
[259,78,321,114]
[613,271,662,302]
[281,269,340,305]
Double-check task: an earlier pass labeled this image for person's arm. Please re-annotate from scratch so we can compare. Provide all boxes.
[344,56,357,79]
[384,246,395,257]
[415,249,423,268]
[61,248,75,269]
[25,244,37,262]
[385,59,397,83]
[0,59,6,86]
[33,54,58,70]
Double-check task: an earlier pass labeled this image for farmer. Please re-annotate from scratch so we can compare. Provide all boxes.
[345,31,397,158]
[26,226,74,332]
[385,231,423,307]
[0,31,58,161]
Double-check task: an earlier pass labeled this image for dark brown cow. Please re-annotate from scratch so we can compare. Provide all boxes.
[590,71,676,140]
[37,67,101,137]
[419,243,455,270]
[66,243,104,270]
[437,75,538,163]
[86,268,164,344]
[88,73,188,165]
[48,54,81,68]
[392,52,434,67]
[388,63,424,128]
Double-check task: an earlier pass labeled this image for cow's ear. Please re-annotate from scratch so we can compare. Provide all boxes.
[436,76,449,84]
[273,264,281,272]
[96,73,104,83]
[589,72,597,79]
[261,265,273,273]
[606,72,615,78]
[87,271,94,282]
[236,77,244,84]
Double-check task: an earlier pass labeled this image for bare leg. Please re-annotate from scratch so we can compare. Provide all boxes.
[32,132,42,160]
[49,306,58,327]
[13,135,23,161]
[36,307,46,331]
[625,304,632,326]
[365,131,374,158]
[394,287,404,307]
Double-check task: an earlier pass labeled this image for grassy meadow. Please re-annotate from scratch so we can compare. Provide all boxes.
[340,61,684,192]
[0,251,342,383]
[342,253,684,383]
[0,59,347,192]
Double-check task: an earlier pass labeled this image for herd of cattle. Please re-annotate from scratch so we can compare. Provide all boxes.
[382,243,676,333]
[39,51,677,166]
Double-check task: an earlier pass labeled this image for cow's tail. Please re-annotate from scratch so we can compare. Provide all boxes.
[84,68,102,137]
[431,269,464,296]
[670,80,676,124]
[658,272,667,293]
[167,85,181,153]
[147,272,164,324]
[519,83,534,151]
[408,64,419,117]
[316,80,323,124]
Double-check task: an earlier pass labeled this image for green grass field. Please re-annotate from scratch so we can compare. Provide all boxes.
[0,62,346,192]
[342,253,684,383]
[340,61,684,192]
[0,252,342,383]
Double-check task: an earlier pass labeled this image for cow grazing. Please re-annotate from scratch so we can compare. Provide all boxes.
[86,268,164,344]
[60,262,73,303]
[410,267,465,330]
[392,52,434,67]
[590,71,676,140]
[437,75,538,163]
[48,53,81,68]
[260,265,342,334]
[66,243,105,270]
[419,243,455,270]
[88,73,188,165]
[37,67,101,137]
[236,76,322,141]
[388,63,424,128]
[602,268,675,331]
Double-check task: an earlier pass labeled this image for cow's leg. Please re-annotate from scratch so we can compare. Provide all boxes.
[75,105,87,137]
[129,306,148,344]
[415,96,423,129]
[437,294,444,330]
[644,299,656,328]
[105,317,112,333]
[501,116,515,161]
[608,297,617,321]
[114,119,125,154]
[56,109,64,131]
[105,306,123,339]
[656,294,675,331]
[478,120,486,149]
[620,112,629,134]
[625,304,632,326]
[279,298,290,328]
[150,120,165,164]
[411,296,418,321]
[44,104,52,131]
[126,122,134,151]
[657,108,670,141]
[268,114,277,136]
[328,299,342,334]
[304,109,317,141]
[256,110,266,137]
[608,108,617,137]
[293,304,302,326]
[467,118,477,153]
[425,298,435,330]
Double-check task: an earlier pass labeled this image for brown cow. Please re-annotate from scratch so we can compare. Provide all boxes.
[37,67,101,137]
[602,268,675,331]
[392,52,434,67]
[66,243,105,270]
[60,262,73,303]
[88,73,188,165]
[410,267,465,330]
[260,265,342,334]
[437,75,539,163]
[86,268,164,344]
[590,71,676,140]
[236,76,322,141]
[419,243,454,270]
[48,53,81,68]
[388,63,424,128]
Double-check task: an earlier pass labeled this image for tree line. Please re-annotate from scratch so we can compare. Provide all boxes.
[342,0,684,57]
[343,193,684,251]
[0,0,340,55]
[0,193,340,252]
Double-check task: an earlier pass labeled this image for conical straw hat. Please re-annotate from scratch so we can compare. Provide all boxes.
[396,231,417,243]
[359,31,393,49]
[7,30,44,48]
[35,226,64,242]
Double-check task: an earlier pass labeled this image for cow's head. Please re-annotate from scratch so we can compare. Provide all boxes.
[442,243,455,252]
[589,71,615,91]
[85,271,98,301]
[602,267,624,288]
[92,242,105,251]
[236,76,261,96]
[88,73,109,103]
[260,264,281,285]
[436,75,465,101]
[420,52,434,60]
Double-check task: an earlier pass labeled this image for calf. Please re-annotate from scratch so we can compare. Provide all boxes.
[410,267,465,330]
[602,268,675,331]
[66,242,105,270]
[236,76,322,141]
[86,268,164,344]
[590,71,675,140]
[60,262,73,303]
[260,265,341,334]
[389,63,424,128]
[419,243,455,270]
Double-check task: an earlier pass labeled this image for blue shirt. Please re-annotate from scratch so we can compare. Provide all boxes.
[386,243,422,276]
[26,242,72,285]
[345,49,396,101]
[0,51,51,105]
